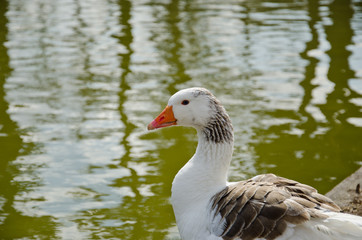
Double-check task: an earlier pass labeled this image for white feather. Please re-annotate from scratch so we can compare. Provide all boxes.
[151,88,362,240]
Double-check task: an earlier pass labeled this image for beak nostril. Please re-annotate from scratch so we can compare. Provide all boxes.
[148,105,176,130]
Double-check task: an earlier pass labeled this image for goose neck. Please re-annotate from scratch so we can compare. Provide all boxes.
[195,130,233,171]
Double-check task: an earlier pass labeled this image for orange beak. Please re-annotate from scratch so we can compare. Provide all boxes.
[148,105,177,130]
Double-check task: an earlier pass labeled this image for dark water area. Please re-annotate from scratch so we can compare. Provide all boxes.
[0,0,361,239]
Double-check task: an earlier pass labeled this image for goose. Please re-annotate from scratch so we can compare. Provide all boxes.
[147,87,362,240]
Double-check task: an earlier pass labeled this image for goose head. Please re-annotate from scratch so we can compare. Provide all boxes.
[148,87,233,144]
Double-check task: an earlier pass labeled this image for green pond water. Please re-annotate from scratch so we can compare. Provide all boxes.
[0,0,362,239]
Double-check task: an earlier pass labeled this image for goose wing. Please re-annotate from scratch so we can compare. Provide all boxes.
[210,173,340,240]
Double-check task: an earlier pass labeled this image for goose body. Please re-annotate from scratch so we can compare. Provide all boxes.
[148,87,362,240]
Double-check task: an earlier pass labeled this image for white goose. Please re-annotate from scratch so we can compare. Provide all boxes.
[147,87,362,240]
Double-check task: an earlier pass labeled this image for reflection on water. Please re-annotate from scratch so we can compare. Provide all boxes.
[0,1,57,238]
[253,0,362,194]
[0,0,361,239]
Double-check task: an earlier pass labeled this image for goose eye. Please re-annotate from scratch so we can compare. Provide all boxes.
[181,100,189,105]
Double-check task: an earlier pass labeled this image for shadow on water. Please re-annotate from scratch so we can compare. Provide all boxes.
[110,1,196,238]
[253,0,362,194]
[323,0,361,121]
[319,0,362,186]
[112,0,149,238]
[298,0,320,135]
[72,2,139,239]
[150,0,192,94]
[69,1,190,239]
[113,1,195,239]
[148,0,197,186]
[0,1,57,238]
[112,1,163,238]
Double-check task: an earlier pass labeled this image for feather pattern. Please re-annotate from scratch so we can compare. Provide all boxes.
[149,88,362,240]
[201,92,233,144]
[203,110,233,144]
[211,174,341,240]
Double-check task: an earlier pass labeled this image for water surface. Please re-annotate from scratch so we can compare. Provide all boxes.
[0,0,362,239]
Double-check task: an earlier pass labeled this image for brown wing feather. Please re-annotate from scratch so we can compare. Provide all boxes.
[211,174,341,240]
